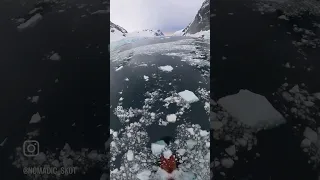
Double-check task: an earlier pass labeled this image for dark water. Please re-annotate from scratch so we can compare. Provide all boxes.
[0,1,109,179]
[211,0,320,179]
[110,52,210,143]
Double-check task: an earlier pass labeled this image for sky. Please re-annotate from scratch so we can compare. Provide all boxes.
[110,0,205,34]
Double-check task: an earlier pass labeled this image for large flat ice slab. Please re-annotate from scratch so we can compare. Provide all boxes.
[178,90,199,103]
[218,90,286,129]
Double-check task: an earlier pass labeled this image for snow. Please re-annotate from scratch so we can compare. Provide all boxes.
[17,13,42,30]
[218,90,286,129]
[172,29,184,36]
[166,114,177,123]
[163,150,172,159]
[178,90,200,104]
[137,170,151,180]
[185,30,210,40]
[151,141,167,155]
[30,112,41,123]
[303,127,318,143]
[49,53,61,61]
[158,65,173,72]
[126,150,134,161]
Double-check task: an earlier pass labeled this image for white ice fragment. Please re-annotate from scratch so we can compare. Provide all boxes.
[163,150,172,159]
[100,173,108,180]
[187,128,195,135]
[0,137,8,147]
[49,53,61,61]
[176,149,186,156]
[151,141,166,155]
[178,90,199,103]
[303,127,318,143]
[186,139,197,149]
[137,170,151,180]
[31,96,39,103]
[17,13,42,30]
[30,112,41,123]
[166,114,177,123]
[278,15,289,20]
[126,150,134,161]
[289,85,299,94]
[34,152,46,164]
[284,62,291,68]
[158,65,173,72]
[115,66,123,71]
[221,158,234,168]
[218,90,285,129]
[125,78,129,81]
[225,145,236,156]
[119,97,124,101]
[301,138,311,148]
[143,75,149,81]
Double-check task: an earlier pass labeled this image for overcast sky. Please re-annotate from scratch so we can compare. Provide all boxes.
[110,0,205,34]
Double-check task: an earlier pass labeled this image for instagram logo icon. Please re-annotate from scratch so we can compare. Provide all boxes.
[23,140,39,157]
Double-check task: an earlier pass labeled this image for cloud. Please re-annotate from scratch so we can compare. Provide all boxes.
[110,0,205,32]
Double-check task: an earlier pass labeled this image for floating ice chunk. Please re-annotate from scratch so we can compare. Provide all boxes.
[34,152,46,164]
[126,150,134,161]
[176,149,186,156]
[303,127,318,143]
[221,158,234,168]
[30,112,41,123]
[17,13,42,30]
[151,140,166,155]
[187,128,195,135]
[186,139,197,149]
[178,90,199,103]
[211,121,223,130]
[91,10,109,14]
[115,66,123,71]
[218,90,285,129]
[301,138,311,148]
[125,78,129,81]
[143,75,149,81]
[163,150,172,159]
[225,145,236,156]
[49,53,61,61]
[200,130,209,137]
[278,15,289,20]
[158,65,173,72]
[119,97,124,101]
[31,96,39,103]
[137,170,151,180]
[0,137,8,147]
[166,114,177,123]
[100,173,108,180]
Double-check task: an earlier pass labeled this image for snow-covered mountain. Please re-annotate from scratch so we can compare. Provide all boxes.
[127,29,165,37]
[110,21,128,42]
[180,0,210,35]
[110,22,165,42]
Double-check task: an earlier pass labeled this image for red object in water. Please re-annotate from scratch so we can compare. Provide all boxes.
[160,155,177,173]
